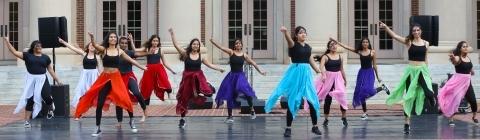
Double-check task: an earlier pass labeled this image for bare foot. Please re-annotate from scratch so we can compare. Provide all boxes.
[140,115,146,123]
[116,122,122,128]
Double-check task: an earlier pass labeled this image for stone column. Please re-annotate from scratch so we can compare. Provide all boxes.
[421,0,478,64]
[158,0,205,66]
[295,0,345,63]
[19,0,79,66]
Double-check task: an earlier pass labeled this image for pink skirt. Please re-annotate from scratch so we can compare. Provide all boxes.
[304,71,347,110]
[438,73,471,117]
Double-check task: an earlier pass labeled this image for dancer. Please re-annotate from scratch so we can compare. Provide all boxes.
[75,29,147,137]
[115,33,152,129]
[59,38,102,121]
[264,25,322,137]
[328,36,390,120]
[210,36,266,123]
[139,34,176,105]
[6,36,62,127]
[168,26,225,128]
[308,40,348,126]
[380,21,437,134]
[438,41,478,126]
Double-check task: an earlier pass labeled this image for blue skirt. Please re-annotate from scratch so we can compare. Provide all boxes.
[352,68,377,109]
[264,63,320,119]
[215,71,256,109]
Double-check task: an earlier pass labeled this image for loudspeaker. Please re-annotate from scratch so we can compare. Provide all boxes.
[280,96,304,109]
[38,84,70,118]
[240,98,266,114]
[411,83,438,115]
[38,16,68,48]
[188,97,213,109]
[409,15,439,46]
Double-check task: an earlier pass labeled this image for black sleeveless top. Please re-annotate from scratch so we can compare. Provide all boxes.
[408,41,427,61]
[184,54,201,71]
[83,52,98,69]
[359,50,373,69]
[102,49,120,68]
[289,42,311,63]
[230,53,244,72]
[146,48,161,64]
[324,54,341,72]
[455,56,473,74]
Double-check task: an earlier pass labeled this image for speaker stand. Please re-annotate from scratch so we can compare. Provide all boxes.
[52,47,56,85]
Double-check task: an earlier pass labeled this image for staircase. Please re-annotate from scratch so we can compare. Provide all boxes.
[0,63,479,105]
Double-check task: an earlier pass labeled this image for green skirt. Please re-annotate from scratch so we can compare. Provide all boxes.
[386,64,433,117]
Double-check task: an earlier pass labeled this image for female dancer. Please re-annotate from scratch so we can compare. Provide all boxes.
[115,33,153,129]
[139,34,176,105]
[169,26,225,128]
[380,21,437,134]
[7,36,62,127]
[438,41,478,126]
[59,38,102,121]
[210,36,266,123]
[264,25,322,137]
[308,40,348,126]
[75,29,147,137]
[328,36,390,119]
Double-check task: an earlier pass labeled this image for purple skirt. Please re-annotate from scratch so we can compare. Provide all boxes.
[215,71,256,109]
[352,67,377,109]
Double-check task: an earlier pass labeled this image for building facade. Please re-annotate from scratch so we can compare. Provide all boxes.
[2,0,479,66]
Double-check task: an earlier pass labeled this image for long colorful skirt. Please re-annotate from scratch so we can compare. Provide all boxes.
[386,64,433,117]
[215,71,256,109]
[264,63,320,119]
[72,69,99,108]
[176,70,212,115]
[14,73,55,119]
[352,68,377,109]
[74,71,133,118]
[139,63,173,101]
[305,70,347,110]
[438,73,471,117]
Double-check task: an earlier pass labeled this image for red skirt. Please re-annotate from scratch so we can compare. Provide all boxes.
[139,63,172,101]
[122,72,141,105]
[74,71,133,118]
[176,70,212,115]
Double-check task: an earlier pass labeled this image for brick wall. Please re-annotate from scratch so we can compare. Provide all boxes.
[411,0,419,15]
[156,0,159,36]
[290,0,295,35]
[76,0,84,48]
[337,0,340,41]
[201,0,205,45]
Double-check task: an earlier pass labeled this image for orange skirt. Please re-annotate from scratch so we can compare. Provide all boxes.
[74,71,133,118]
[122,72,141,105]
[139,63,172,101]
[176,70,212,115]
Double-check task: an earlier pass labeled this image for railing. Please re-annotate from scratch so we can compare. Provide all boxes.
[243,47,254,87]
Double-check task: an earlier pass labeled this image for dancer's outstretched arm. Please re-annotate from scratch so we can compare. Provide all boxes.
[210,36,233,56]
[379,21,408,45]
[201,55,225,73]
[87,28,105,52]
[3,37,23,59]
[280,24,295,48]
[59,38,86,56]
[340,56,347,86]
[371,50,382,82]
[168,26,187,58]
[329,36,355,53]
[244,53,266,76]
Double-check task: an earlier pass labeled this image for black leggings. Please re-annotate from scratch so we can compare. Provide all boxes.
[228,96,253,117]
[465,83,478,113]
[96,81,112,126]
[287,101,317,126]
[25,77,52,111]
[404,73,435,116]
[361,87,384,112]
[116,78,147,122]
[323,83,346,115]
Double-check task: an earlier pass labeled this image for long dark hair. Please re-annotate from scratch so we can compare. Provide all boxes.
[179,38,201,61]
[288,26,307,57]
[354,37,372,53]
[313,40,335,62]
[231,38,242,50]
[406,23,422,41]
[27,40,41,54]
[142,35,161,52]
[100,31,119,49]
[449,41,467,64]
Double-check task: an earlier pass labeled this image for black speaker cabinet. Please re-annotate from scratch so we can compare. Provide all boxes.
[411,83,438,115]
[240,98,266,114]
[38,16,68,48]
[409,15,439,46]
[188,97,213,109]
[280,96,304,109]
[38,84,70,118]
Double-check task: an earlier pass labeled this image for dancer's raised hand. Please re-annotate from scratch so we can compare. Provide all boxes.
[280,24,287,33]
[168,26,174,35]
[88,28,94,37]
[379,21,387,29]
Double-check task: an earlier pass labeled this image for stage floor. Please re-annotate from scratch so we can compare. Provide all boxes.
[0,115,478,139]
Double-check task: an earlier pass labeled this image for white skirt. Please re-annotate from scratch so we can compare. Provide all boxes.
[72,69,99,108]
[14,73,55,119]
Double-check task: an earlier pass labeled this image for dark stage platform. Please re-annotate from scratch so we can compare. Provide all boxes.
[0,115,478,139]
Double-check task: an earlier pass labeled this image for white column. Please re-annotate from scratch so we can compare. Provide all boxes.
[158,0,204,65]
[19,0,78,66]
[421,0,478,64]
[295,0,344,61]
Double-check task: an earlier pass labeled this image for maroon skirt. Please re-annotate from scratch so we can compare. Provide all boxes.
[176,70,212,115]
